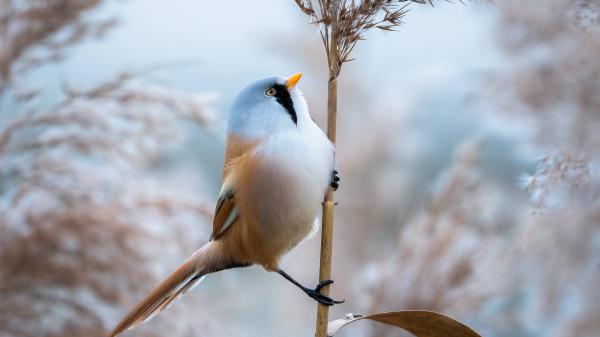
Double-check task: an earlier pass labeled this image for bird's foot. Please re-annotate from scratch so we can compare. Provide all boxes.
[330,170,340,190]
[304,279,345,306]
[315,279,334,292]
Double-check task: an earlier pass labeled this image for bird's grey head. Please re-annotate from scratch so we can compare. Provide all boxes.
[228,73,308,140]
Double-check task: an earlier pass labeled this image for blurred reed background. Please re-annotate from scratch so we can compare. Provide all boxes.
[1,1,598,337]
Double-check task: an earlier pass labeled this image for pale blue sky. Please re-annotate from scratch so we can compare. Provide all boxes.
[51,0,500,112]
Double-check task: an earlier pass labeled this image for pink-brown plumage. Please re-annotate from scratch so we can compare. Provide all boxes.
[110,74,336,336]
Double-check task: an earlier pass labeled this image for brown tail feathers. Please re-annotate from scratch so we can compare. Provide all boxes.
[110,242,217,337]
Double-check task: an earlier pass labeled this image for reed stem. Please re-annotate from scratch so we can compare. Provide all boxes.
[315,36,339,337]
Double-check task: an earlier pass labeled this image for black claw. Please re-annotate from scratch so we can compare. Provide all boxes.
[330,169,340,190]
[304,279,344,306]
[305,289,345,306]
[315,279,334,292]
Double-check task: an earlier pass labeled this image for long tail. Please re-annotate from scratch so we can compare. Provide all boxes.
[110,242,217,337]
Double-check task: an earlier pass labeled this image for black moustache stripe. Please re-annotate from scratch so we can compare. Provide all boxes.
[272,83,297,125]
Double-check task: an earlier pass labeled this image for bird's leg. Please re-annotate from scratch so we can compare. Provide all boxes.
[276,269,344,306]
[330,169,340,190]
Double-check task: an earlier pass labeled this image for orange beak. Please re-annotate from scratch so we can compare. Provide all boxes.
[285,73,303,90]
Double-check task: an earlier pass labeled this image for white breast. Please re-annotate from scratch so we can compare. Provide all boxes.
[251,121,334,250]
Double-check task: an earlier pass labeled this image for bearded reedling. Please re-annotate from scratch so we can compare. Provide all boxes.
[110,73,342,336]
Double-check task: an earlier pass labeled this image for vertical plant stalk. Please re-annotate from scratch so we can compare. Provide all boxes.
[292,1,417,336]
[316,33,339,337]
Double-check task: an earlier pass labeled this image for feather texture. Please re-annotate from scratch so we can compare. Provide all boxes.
[110,75,335,335]
[109,243,217,337]
[211,188,237,240]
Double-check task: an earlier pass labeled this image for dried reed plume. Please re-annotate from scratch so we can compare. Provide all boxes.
[294,0,414,75]
[495,0,600,208]
[292,1,421,336]
[494,5,600,333]
[357,139,512,337]
[0,0,116,94]
[0,2,219,336]
[0,74,219,337]
[350,2,600,336]
[292,1,460,337]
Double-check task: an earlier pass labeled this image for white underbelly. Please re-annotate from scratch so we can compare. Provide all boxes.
[249,132,332,251]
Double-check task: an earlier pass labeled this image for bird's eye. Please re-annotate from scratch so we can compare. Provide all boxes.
[265,87,277,96]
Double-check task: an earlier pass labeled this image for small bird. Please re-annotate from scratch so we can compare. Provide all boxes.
[110,73,342,336]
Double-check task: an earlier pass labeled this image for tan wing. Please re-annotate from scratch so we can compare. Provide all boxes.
[210,186,238,240]
[210,135,260,240]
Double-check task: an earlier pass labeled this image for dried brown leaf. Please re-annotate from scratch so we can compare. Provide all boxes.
[328,311,482,337]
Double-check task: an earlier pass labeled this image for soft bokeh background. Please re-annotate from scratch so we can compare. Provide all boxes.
[1,1,599,337]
